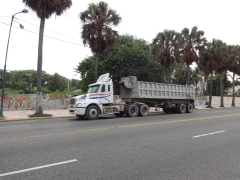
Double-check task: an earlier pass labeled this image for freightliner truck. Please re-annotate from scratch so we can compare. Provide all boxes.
[69,73,195,120]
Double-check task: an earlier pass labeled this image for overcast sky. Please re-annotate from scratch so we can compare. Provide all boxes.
[1,0,239,80]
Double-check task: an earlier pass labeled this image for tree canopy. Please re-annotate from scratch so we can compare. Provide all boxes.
[76,35,164,93]
[80,1,121,82]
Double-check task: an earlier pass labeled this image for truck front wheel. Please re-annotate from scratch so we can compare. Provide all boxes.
[86,105,99,120]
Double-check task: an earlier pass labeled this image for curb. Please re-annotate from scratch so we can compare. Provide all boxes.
[0,116,75,123]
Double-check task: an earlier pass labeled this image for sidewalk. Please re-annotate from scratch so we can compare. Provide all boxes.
[0,105,239,122]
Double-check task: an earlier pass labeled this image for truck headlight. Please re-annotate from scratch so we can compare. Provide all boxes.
[76,103,82,107]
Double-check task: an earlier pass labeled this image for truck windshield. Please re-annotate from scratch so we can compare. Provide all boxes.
[87,85,100,93]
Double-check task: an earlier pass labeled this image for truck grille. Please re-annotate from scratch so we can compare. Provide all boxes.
[70,98,76,105]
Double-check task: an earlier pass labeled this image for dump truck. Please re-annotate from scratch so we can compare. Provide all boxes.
[69,73,195,120]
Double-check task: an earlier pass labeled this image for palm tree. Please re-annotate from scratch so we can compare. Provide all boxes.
[80,1,121,82]
[180,26,206,85]
[172,65,188,85]
[198,40,218,107]
[191,67,203,95]
[22,0,72,114]
[152,30,180,84]
[191,67,203,87]
[214,40,228,107]
[227,45,240,106]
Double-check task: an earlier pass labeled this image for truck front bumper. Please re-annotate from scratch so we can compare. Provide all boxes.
[69,107,86,116]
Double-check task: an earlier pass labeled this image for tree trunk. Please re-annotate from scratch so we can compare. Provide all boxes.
[94,53,99,82]
[35,17,45,114]
[186,64,190,85]
[220,72,224,107]
[206,75,209,96]
[200,81,205,96]
[167,67,171,84]
[216,80,218,96]
[209,72,213,107]
[232,72,235,106]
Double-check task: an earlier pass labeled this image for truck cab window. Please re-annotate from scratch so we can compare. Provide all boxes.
[108,85,110,92]
[87,85,100,93]
[101,85,105,92]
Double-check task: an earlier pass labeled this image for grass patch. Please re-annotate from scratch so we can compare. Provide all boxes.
[28,114,53,118]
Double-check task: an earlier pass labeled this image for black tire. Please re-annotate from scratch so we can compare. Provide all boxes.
[126,104,139,117]
[176,104,181,113]
[76,115,85,119]
[114,111,125,117]
[170,107,176,113]
[124,104,131,117]
[163,107,172,113]
[179,104,186,114]
[175,104,178,112]
[163,107,167,113]
[138,104,149,116]
[86,105,99,120]
[186,104,193,113]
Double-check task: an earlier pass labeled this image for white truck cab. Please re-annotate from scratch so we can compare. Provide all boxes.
[69,73,121,120]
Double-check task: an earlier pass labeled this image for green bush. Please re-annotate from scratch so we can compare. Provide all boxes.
[18,89,24,94]
[30,89,37,94]
[1,88,19,94]
[42,87,51,94]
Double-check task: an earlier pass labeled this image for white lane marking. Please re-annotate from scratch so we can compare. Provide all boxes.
[0,125,31,129]
[0,159,77,177]
[193,130,225,138]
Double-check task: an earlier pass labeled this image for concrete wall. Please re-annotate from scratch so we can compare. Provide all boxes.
[1,94,70,111]
[195,96,240,106]
[1,94,239,111]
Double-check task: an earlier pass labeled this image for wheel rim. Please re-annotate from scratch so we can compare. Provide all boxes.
[89,108,98,118]
[180,104,186,113]
[188,104,193,112]
[140,104,149,116]
[128,104,138,117]
[130,106,137,116]
[142,107,147,114]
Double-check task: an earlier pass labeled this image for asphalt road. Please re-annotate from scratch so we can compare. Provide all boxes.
[0,108,240,180]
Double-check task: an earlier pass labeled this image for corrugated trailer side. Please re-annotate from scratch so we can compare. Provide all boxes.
[138,81,195,100]
[120,76,195,100]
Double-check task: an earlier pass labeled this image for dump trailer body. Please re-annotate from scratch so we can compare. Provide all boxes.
[120,76,195,105]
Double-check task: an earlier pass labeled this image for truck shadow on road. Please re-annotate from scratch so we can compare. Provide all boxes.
[69,112,172,121]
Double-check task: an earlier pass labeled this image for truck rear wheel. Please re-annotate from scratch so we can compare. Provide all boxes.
[179,104,186,114]
[186,104,193,113]
[126,104,139,117]
[86,105,99,120]
[138,104,149,116]
[163,107,167,113]
[176,104,181,113]
[163,107,171,113]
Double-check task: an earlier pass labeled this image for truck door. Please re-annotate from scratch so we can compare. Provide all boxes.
[99,84,109,104]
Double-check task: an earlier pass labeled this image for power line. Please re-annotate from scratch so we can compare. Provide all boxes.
[0,21,152,56]
[0,21,84,46]
[2,16,82,43]
[17,18,82,43]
